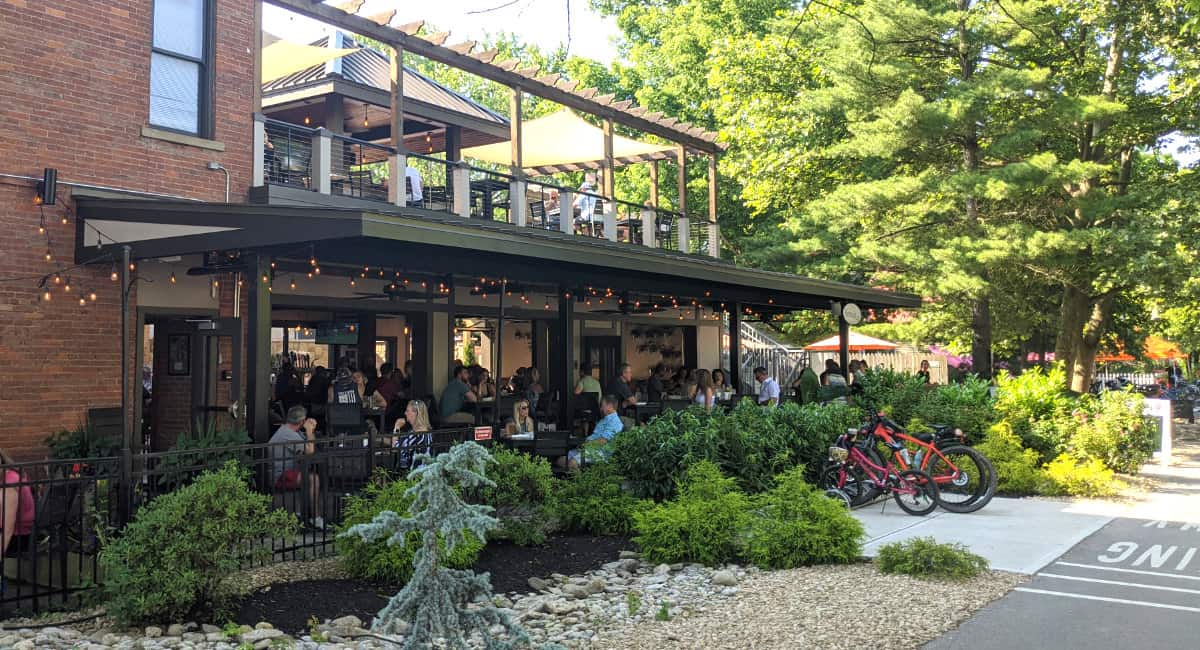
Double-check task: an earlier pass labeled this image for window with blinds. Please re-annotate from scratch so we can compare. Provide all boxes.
[149,0,211,136]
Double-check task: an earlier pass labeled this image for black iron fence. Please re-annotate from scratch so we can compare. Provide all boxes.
[0,427,482,615]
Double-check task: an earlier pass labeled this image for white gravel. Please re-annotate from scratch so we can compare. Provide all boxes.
[589,564,1027,650]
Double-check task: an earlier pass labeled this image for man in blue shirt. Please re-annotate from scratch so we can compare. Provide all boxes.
[565,395,624,469]
[755,366,780,407]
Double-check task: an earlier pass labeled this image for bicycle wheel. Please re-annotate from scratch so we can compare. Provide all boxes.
[926,445,996,513]
[819,462,877,507]
[892,469,939,516]
[824,487,852,509]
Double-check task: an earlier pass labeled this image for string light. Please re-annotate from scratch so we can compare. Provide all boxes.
[78,296,87,306]
[41,289,51,302]
[289,277,297,290]
[363,104,369,128]
[349,277,357,287]
[63,279,71,293]
[129,262,136,271]
[212,278,219,289]
[60,213,68,225]
[303,115,311,125]
[52,274,62,285]
[169,272,177,284]
[37,212,45,235]
[261,273,269,283]
[88,290,97,302]
[110,264,118,282]
[44,248,52,262]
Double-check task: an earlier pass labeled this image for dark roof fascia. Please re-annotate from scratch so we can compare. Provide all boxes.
[74,199,921,310]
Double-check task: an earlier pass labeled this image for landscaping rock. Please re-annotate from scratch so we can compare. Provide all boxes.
[527,576,553,592]
[241,627,285,643]
[144,626,163,638]
[254,621,274,630]
[653,563,671,575]
[586,577,607,594]
[562,583,590,599]
[712,570,738,586]
[201,624,221,634]
[619,550,640,560]
[167,624,186,636]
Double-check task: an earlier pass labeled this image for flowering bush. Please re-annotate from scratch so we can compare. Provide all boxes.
[1043,454,1125,497]
[1069,391,1154,473]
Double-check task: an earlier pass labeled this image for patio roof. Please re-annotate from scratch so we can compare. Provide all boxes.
[74,197,921,312]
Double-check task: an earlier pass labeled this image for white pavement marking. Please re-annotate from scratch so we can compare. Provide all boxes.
[1038,573,1200,596]
[1013,587,1200,613]
[1054,561,1200,582]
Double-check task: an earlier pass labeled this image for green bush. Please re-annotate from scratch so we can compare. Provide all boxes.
[976,422,1048,496]
[337,471,482,583]
[876,537,989,579]
[1069,391,1153,473]
[99,461,297,626]
[611,407,718,500]
[156,425,251,489]
[45,423,120,459]
[1043,454,1125,497]
[771,401,863,484]
[461,447,557,545]
[551,464,652,536]
[633,462,750,565]
[911,377,996,442]
[743,467,863,569]
[855,369,930,426]
[994,366,1073,458]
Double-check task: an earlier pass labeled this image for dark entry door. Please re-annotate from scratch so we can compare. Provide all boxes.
[190,318,243,433]
[581,336,621,388]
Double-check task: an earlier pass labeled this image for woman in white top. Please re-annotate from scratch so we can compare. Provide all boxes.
[693,369,716,411]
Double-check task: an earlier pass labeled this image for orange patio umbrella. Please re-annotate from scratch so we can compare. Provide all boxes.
[1143,336,1184,360]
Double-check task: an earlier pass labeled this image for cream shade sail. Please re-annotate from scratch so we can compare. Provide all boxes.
[461,109,675,173]
[261,38,359,83]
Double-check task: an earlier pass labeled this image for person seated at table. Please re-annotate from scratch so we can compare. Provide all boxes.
[679,368,698,400]
[820,359,847,388]
[376,363,403,405]
[474,367,498,399]
[646,364,668,402]
[561,395,624,469]
[574,363,602,398]
[711,369,732,394]
[439,364,478,424]
[392,399,432,469]
[326,367,364,435]
[507,366,529,395]
[525,367,545,410]
[504,399,537,438]
[573,179,599,235]
[351,369,387,410]
[754,366,780,407]
[270,406,324,529]
[0,448,35,557]
[693,369,716,411]
[400,360,414,394]
[606,363,638,411]
[406,164,423,205]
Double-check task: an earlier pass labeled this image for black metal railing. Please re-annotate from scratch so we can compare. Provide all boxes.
[331,134,391,203]
[689,219,712,256]
[467,166,515,222]
[655,209,682,252]
[406,152,456,215]
[262,118,317,188]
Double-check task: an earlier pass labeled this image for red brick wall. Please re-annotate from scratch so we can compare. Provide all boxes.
[0,0,257,458]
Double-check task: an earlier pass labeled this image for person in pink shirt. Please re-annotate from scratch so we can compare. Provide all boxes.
[1,448,35,556]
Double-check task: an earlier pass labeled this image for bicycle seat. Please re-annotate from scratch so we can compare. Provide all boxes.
[914,432,935,444]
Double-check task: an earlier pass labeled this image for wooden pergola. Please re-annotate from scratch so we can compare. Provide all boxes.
[260,0,726,251]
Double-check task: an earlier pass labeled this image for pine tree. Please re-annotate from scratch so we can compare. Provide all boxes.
[342,442,560,650]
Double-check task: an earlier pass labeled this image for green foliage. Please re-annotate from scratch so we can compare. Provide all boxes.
[611,400,860,500]
[976,422,1049,496]
[876,537,989,580]
[99,461,297,626]
[626,590,641,616]
[1043,454,1125,498]
[994,367,1073,459]
[156,424,251,489]
[655,601,671,621]
[911,377,996,442]
[341,443,538,649]
[44,423,120,460]
[337,470,481,584]
[462,447,558,546]
[855,370,930,426]
[551,464,652,537]
[1070,392,1154,474]
[743,468,864,569]
[632,462,750,566]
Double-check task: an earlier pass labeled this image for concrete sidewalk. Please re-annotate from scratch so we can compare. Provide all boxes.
[853,497,1117,574]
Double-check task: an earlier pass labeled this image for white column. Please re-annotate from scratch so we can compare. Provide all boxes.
[388,152,408,207]
[641,208,656,247]
[511,179,528,227]
[312,127,331,195]
[251,115,265,187]
[602,202,617,242]
[558,191,573,233]
[452,164,471,218]
[678,215,690,253]
[708,221,720,257]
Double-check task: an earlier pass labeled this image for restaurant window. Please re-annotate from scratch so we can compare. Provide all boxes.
[149,0,212,136]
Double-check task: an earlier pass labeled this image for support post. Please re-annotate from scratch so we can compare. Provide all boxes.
[357,312,377,374]
[640,207,656,247]
[389,152,408,207]
[558,190,573,233]
[602,118,615,240]
[389,44,406,207]
[603,202,617,242]
[649,159,660,208]
[676,144,689,252]
[252,115,265,187]
[494,280,506,426]
[556,291,575,429]
[452,163,470,217]
[312,128,332,194]
[708,222,719,258]
[510,86,526,227]
[707,153,719,257]
[728,305,742,395]
[837,305,850,382]
[246,254,272,442]
[119,245,132,525]
[446,126,462,203]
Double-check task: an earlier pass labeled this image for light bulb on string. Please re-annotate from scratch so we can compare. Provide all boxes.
[60,213,68,225]
[290,277,297,290]
[169,272,177,284]
[110,265,118,282]
[44,249,52,262]
[349,277,357,287]
[78,296,87,306]
[63,280,71,293]
[88,290,97,302]
[52,274,62,285]
[129,262,136,271]
[41,289,51,302]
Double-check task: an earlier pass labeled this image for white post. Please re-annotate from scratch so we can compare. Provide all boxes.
[388,152,408,207]
[312,127,331,195]
[603,202,617,242]
[558,191,573,233]
[678,215,690,253]
[452,164,471,218]
[252,115,265,187]
[641,208,656,247]
[708,221,720,257]
[511,179,528,227]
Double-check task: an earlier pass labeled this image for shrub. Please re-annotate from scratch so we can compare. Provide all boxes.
[337,470,482,583]
[633,462,750,565]
[855,369,930,426]
[1043,454,1125,497]
[99,461,297,626]
[876,537,989,579]
[976,422,1048,496]
[156,425,251,490]
[45,423,120,460]
[461,447,557,545]
[743,467,863,569]
[611,407,717,500]
[1069,391,1153,473]
[911,377,995,442]
[994,366,1072,457]
[551,464,652,536]
[771,401,863,484]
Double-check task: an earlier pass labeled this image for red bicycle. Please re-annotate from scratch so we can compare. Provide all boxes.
[826,427,940,516]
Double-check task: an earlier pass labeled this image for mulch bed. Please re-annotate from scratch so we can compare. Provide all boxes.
[236,534,633,634]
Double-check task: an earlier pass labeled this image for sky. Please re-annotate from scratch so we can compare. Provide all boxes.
[262,0,621,62]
